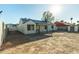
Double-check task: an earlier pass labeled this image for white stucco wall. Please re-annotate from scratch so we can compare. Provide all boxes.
[24,21,36,34]
[17,20,36,34]
[40,25,47,32]
[9,26,17,31]
[47,25,53,31]
[68,26,79,32]
[0,21,6,46]
[0,21,3,46]
[17,24,23,32]
[53,25,57,31]
[68,26,70,32]
[74,26,78,32]
[47,24,59,31]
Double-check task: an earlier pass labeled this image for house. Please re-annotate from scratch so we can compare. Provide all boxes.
[54,21,70,31]
[17,18,79,34]
[53,21,79,32]
[17,18,53,34]
[67,24,79,32]
[7,24,18,31]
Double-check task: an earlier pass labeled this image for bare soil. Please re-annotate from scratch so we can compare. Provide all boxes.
[0,31,79,54]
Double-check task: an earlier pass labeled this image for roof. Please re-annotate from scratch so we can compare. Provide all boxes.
[20,18,29,24]
[54,21,70,26]
[32,20,47,25]
[20,18,47,25]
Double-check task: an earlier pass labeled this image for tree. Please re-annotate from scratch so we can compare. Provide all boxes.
[0,10,3,14]
[42,11,54,22]
[41,11,54,32]
[60,20,64,22]
[77,21,79,25]
[70,17,73,24]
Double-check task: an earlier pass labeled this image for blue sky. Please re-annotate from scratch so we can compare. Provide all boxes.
[0,4,79,24]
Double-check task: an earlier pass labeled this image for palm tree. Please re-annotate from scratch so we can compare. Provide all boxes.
[77,21,79,25]
[70,17,73,24]
[0,10,3,14]
[60,20,64,22]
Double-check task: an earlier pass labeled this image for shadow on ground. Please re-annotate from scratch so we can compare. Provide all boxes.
[1,31,53,50]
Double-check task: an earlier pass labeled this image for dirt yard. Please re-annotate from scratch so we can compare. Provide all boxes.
[0,31,79,54]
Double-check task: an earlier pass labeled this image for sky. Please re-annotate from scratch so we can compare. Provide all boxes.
[0,4,79,24]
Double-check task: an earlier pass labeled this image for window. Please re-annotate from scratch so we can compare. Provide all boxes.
[12,25,16,27]
[51,26,53,29]
[27,24,34,31]
[45,25,47,29]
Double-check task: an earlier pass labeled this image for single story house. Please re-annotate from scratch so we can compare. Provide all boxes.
[17,18,53,34]
[53,21,79,32]
[67,24,79,32]
[54,21,70,31]
[17,18,79,34]
[7,24,18,31]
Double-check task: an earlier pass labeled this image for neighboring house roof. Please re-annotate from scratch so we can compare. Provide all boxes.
[54,21,70,26]
[20,18,47,25]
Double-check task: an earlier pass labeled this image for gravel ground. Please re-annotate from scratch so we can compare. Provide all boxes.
[0,32,79,54]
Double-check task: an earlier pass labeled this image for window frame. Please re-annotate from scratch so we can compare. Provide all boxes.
[27,24,34,31]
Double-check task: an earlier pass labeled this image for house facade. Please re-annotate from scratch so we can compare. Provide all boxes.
[17,18,53,34]
[54,21,70,31]
[17,18,79,34]
[67,25,79,32]
[7,24,18,31]
[53,21,79,32]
